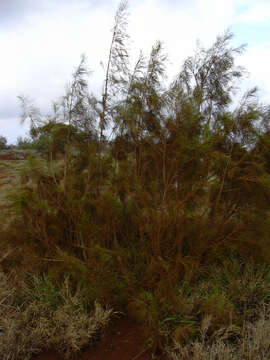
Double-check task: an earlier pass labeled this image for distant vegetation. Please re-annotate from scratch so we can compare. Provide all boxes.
[2,1,270,358]
[0,135,8,149]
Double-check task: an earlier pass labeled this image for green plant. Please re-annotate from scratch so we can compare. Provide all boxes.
[2,2,270,356]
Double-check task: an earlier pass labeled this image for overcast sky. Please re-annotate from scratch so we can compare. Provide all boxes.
[1,0,270,143]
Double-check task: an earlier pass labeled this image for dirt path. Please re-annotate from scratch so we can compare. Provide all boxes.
[33,319,168,360]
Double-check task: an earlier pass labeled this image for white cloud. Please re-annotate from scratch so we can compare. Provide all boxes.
[239,41,270,102]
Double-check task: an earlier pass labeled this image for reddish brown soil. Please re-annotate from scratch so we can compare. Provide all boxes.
[0,153,28,160]
[0,155,23,160]
[32,351,63,360]
[32,319,168,360]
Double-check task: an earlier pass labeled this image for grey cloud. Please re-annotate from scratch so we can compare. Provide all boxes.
[0,0,169,25]
[0,92,20,120]
[156,0,193,6]
[0,0,116,29]
[0,117,28,144]
[134,0,194,10]
[0,0,28,27]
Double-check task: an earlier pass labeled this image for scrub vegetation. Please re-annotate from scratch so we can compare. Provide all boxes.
[2,1,270,358]
[0,272,112,360]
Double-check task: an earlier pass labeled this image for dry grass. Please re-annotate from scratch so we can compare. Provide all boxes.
[0,272,113,360]
[166,306,270,360]
[0,153,26,231]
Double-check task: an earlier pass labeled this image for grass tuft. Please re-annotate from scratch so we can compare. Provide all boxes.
[166,304,270,360]
[0,273,113,360]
